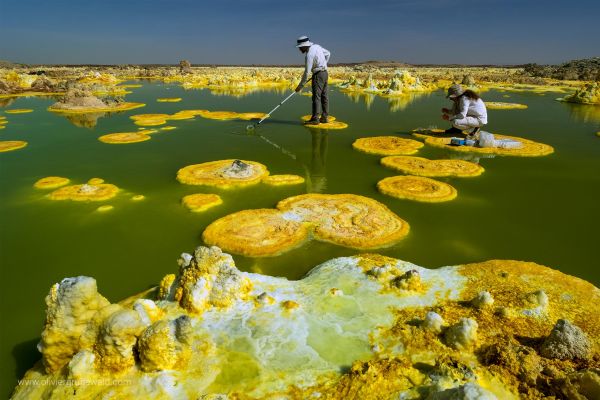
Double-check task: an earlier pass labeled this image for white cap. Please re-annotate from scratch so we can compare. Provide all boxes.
[296,35,313,48]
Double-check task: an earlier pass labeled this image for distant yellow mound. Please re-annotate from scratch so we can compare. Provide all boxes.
[378,175,457,203]
[202,209,311,257]
[177,159,269,188]
[49,183,119,202]
[262,174,305,186]
[486,102,528,110]
[353,136,424,156]
[381,156,484,177]
[4,109,33,114]
[98,132,152,144]
[182,194,223,212]
[157,98,182,102]
[0,140,28,152]
[34,176,70,189]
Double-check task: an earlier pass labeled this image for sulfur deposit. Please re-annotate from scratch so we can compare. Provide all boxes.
[156,97,182,102]
[381,156,484,177]
[177,159,269,188]
[378,175,458,202]
[98,131,152,144]
[34,176,70,189]
[353,136,424,156]
[0,140,28,152]
[48,87,144,113]
[204,194,410,256]
[486,102,528,110]
[261,174,305,186]
[4,108,33,114]
[559,82,600,104]
[12,249,600,399]
[48,182,119,201]
[301,115,348,129]
[181,193,223,212]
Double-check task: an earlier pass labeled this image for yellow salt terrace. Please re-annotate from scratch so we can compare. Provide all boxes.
[98,132,152,144]
[378,175,458,203]
[177,159,270,188]
[157,98,182,102]
[4,109,34,114]
[262,174,305,186]
[0,140,28,152]
[353,136,424,156]
[202,209,311,257]
[277,193,410,250]
[33,177,71,189]
[381,156,484,177]
[48,102,145,114]
[486,102,528,110]
[49,183,119,202]
[412,129,554,157]
[181,194,223,212]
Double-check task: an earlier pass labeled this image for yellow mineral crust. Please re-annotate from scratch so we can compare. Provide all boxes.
[49,183,119,201]
[300,115,348,129]
[378,175,458,202]
[485,102,528,110]
[48,102,145,114]
[96,205,113,212]
[195,110,245,120]
[177,159,269,188]
[4,108,34,114]
[202,209,311,257]
[156,97,182,102]
[301,115,337,122]
[261,174,305,186]
[352,136,424,156]
[0,140,28,152]
[381,156,484,177]
[34,176,70,189]
[181,193,223,212]
[87,178,104,185]
[98,132,151,144]
[413,129,554,157]
[277,193,410,249]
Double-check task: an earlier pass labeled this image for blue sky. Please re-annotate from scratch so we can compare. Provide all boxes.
[1,0,598,65]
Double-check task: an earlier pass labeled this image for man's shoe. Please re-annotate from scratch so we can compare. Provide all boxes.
[319,116,329,123]
[444,127,463,134]
[304,119,320,126]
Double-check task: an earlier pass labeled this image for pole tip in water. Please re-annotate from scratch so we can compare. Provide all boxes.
[246,125,255,131]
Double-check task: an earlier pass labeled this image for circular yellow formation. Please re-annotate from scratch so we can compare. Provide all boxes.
[277,194,409,249]
[300,115,347,130]
[301,115,337,122]
[157,98,182,102]
[4,109,33,114]
[87,178,104,185]
[181,193,223,212]
[486,102,528,110]
[262,174,305,186]
[49,183,119,202]
[353,136,424,156]
[195,110,266,121]
[236,112,269,120]
[378,176,457,203]
[202,209,311,257]
[34,176,71,189]
[381,156,484,177]
[131,195,145,201]
[177,159,269,188]
[0,140,28,152]
[96,205,114,212]
[412,129,554,157]
[98,132,152,144]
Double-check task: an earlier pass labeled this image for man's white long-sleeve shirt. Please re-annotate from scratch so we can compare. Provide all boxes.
[300,44,330,86]
[450,96,488,124]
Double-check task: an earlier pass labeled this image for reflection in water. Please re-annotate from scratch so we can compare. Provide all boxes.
[307,130,328,193]
[445,151,496,164]
[387,92,428,112]
[0,98,16,107]
[561,102,600,123]
[343,91,376,110]
[184,86,290,99]
[63,112,107,128]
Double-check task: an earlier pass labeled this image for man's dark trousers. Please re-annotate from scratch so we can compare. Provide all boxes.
[311,70,328,119]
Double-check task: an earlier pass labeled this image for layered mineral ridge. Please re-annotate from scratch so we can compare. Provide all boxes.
[12,247,600,399]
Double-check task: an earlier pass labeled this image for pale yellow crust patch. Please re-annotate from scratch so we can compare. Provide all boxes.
[381,156,484,177]
[378,175,457,202]
[48,102,145,114]
[177,159,269,188]
[262,174,305,186]
[96,205,114,212]
[34,176,70,189]
[98,132,151,144]
[4,109,33,114]
[0,140,28,152]
[353,136,424,156]
[181,193,223,212]
[156,98,182,102]
[49,183,119,201]
[486,102,528,110]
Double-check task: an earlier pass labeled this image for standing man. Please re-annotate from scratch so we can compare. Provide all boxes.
[295,36,331,125]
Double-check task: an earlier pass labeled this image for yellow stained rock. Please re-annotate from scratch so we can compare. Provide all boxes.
[262,174,305,186]
[177,159,269,188]
[156,97,182,102]
[381,156,484,177]
[353,136,424,156]
[98,132,151,144]
[412,129,554,157]
[486,102,528,110]
[4,108,34,114]
[378,175,457,202]
[0,140,28,152]
[277,193,410,250]
[203,209,311,257]
[182,193,223,212]
[49,183,119,202]
[34,176,70,189]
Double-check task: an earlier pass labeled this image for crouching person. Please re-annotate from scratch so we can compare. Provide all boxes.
[442,84,487,139]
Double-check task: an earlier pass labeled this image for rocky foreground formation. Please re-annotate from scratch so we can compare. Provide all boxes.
[12,247,600,399]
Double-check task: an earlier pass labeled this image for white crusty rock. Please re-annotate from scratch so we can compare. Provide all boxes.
[138,315,195,371]
[444,318,478,350]
[427,382,498,399]
[423,311,444,333]
[540,319,591,360]
[471,291,494,309]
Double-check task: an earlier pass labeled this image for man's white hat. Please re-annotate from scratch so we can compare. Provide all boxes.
[296,35,313,48]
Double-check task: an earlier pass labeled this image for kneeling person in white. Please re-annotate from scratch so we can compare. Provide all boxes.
[442,84,488,137]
